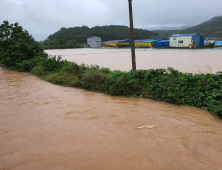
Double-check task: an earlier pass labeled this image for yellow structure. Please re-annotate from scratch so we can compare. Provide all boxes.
[134,42,152,47]
[102,39,158,48]
[133,40,158,48]
[102,40,130,48]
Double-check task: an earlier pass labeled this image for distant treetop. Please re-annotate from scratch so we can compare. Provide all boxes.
[47,25,159,43]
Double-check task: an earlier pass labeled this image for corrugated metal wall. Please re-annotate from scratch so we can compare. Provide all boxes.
[156,41,169,48]
[134,42,152,47]
[199,37,205,47]
[87,37,101,48]
[191,34,200,47]
[170,36,192,47]
[102,42,129,48]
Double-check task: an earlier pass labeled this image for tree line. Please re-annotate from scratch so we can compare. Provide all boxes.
[47,25,159,43]
[39,36,84,49]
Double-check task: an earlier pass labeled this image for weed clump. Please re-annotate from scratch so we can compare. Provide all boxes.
[31,66,45,76]
[61,62,79,74]
[81,70,108,91]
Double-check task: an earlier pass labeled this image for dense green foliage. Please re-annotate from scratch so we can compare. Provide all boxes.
[0,21,47,68]
[47,25,159,43]
[155,16,222,38]
[205,43,215,48]
[39,36,84,49]
[8,56,222,119]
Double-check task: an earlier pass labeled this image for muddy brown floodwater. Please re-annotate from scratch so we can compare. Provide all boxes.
[1,67,222,170]
[45,48,222,73]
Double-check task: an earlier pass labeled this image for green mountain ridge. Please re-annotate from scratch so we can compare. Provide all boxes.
[154,16,222,38]
[47,25,158,43]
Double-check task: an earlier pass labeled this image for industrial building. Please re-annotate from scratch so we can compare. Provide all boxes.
[102,40,130,48]
[215,41,222,46]
[129,39,158,48]
[170,33,204,48]
[87,36,101,48]
[204,40,214,45]
[156,40,169,48]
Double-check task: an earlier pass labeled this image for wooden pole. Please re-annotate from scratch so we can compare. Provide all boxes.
[128,0,136,70]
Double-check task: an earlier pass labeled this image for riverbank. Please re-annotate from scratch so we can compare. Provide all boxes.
[2,53,221,119]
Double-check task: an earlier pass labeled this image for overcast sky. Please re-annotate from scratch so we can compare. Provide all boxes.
[1,0,222,41]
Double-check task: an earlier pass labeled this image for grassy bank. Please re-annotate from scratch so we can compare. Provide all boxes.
[5,55,221,119]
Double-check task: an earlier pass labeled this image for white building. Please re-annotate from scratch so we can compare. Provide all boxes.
[170,33,204,48]
[204,40,214,45]
[87,36,101,48]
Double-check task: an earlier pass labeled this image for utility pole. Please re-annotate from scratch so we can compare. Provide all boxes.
[128,0,136,70]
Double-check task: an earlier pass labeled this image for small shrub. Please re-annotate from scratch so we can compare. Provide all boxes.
[79,63,86,73]
[90,64,100,70]
[16,60,34,72]
[30,66,45,76]
[43,73,78,86]
[204,43,215,48]
[61,62,79,74]
[39,55,65,72]
[99,67,111,74]
[81,71,108,90]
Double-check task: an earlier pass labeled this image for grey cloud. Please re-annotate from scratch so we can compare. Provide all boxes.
[0,0,222,41]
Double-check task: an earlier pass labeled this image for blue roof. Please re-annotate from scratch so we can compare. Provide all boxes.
[170,33,198,37]
[134,40,147,43]
[157,40,170,43]
[134,39,158,43]
[215,41,222,46]
[88,36,100,39]
[103,39,130,43]
[143,40,158,43]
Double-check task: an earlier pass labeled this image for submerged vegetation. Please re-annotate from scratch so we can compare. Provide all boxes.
[1,21,222,119]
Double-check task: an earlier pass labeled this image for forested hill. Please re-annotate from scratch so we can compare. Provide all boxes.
[155,16,222,38]
[47,25,159,43]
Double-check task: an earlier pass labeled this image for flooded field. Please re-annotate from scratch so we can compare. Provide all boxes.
[1,66,222,170]
[45,48,222,73]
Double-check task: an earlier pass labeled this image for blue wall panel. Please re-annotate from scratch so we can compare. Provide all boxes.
[156,40,169,48]
[191,34,204,47]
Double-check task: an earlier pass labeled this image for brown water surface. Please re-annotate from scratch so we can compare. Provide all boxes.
[1,67,222,170]
[45,48,222,73]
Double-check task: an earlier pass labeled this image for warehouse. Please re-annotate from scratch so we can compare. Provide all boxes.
[130,39,158,48]
[204,40,214,45]
[87,36,101,48]
[170,33,204,48]
[215,41,222,46]
[102,40,130,48]
[156,40,169,48]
